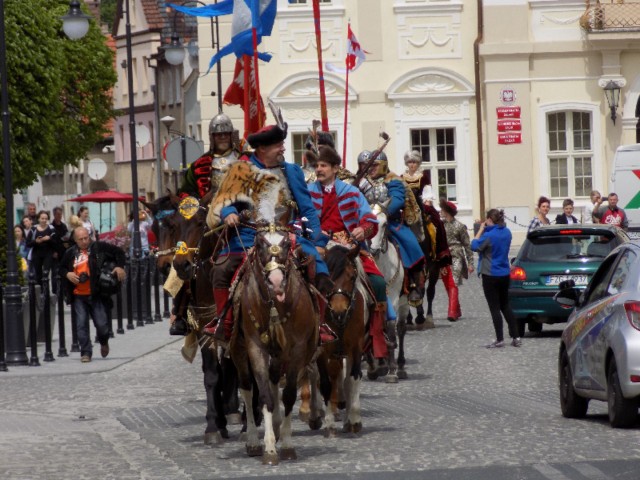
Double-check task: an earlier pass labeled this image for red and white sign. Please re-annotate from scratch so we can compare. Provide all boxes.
[497,119,522,132]
[497,106,521,119]
[498,133,522,145]
[499,86,517,105]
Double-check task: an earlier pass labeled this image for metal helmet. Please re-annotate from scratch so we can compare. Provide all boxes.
[357,150,372,164]
[375,151,388,162]
[209,113,234,134]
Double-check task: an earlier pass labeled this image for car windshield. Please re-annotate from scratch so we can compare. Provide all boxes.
[520,233,616,261]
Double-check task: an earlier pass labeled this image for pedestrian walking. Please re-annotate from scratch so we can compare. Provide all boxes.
[78,206,97,241]
[59,227,126,363]
[51,206,69,295]
[440,198,474,321]
[471,208,521,348]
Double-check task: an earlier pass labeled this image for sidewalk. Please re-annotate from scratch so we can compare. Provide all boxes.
[1,305,181,378]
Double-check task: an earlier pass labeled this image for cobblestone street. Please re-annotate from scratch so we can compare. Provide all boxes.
[2,276,640,479]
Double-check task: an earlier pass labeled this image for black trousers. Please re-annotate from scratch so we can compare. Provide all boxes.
[481,274,518,342]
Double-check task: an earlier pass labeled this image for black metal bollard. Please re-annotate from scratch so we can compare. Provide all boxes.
[28,277,39,366]
[144,255,153,324]
[41,271,54,362]
[0,285,8,372]
[116,282,124,334]
[126,260,134,330]
[162,272,170,318]
[57,284,68,357]
[153,258,162,322]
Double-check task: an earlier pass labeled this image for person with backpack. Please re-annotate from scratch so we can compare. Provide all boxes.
[60,227,126,363]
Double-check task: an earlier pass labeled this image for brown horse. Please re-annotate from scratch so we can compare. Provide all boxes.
[311,244,367,435]
[146,192,242,445]
[230,222,318,465]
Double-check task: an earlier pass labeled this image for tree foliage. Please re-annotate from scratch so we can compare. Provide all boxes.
[100,0,118,31]
[0,0,116,191]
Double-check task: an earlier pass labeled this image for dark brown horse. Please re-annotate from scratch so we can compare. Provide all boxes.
[146,192,239,445]
[230,222,318,465]
[311,244,367,435]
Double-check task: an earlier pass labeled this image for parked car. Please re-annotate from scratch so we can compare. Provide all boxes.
[509,225,629,336]
[555,242,640,428]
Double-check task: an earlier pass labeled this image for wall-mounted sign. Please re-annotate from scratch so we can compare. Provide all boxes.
[499,86,517,106]
[497,119,522,132]
[498,133,522,145]
[496,106,521,119]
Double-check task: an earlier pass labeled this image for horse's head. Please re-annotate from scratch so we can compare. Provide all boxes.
[172,195,210,281]
[369,208,388,254]
[146,193,180,276]
[325,245,360,325]
[254,222,292,303]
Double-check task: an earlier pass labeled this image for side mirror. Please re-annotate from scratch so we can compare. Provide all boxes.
[554,279,579,309]
[510,257,515,265]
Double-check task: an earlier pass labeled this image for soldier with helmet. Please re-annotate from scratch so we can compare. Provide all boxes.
[361,151,427,307]
[179,113,241,199]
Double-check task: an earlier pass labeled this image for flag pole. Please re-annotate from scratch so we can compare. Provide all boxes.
[341,23,351,167]
[312,0,329,132]
[251,27,262,128]
[243,55,251,136]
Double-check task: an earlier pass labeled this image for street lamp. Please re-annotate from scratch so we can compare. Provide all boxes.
[603,80,622,125]
[61,0,91,40]
[63,0,145,325]
[1,0,28,368]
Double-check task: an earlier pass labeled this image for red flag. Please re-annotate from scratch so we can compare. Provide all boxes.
[223,57,266,137]
[325,24,368,74]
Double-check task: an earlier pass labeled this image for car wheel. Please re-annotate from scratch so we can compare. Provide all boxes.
[559,349,589,418]
[528,321,543,333]
[607,359,638,428]
[517,319,526,338]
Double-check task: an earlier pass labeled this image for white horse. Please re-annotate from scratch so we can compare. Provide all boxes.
[369,211,410,381]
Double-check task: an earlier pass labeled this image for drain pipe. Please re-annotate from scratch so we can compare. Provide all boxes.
[474,0,486,217]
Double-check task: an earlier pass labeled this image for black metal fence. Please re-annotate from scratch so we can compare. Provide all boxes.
[0,254,170,371]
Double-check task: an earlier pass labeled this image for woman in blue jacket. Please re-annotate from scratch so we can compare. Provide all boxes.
[471,208,521,348]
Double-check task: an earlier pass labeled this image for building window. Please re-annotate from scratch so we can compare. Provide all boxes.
[546,111,593,198]
[410,127,457,200]
[291,131,336,166]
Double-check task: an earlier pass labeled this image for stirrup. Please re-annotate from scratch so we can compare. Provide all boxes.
[202,317,220,336]
[407,285,423,307]
[319,323,338,345]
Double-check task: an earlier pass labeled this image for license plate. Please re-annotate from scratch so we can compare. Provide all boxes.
[546,275,588,286]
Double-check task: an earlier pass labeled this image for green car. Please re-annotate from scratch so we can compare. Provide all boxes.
[508,224,629,336]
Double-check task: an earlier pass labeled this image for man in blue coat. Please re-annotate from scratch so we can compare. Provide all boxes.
[203,123,332,342]
[360,152,426,306]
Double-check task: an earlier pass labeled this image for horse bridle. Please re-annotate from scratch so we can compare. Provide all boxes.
[326,259,357,329]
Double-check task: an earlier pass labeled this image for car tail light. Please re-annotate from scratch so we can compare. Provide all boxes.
[559,230,583,235]
[623,301,640,331]
[510,266,526,281]
[630,375,640,383]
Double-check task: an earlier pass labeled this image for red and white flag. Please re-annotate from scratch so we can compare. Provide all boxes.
[325,24,368,74]
[223,56,266,137]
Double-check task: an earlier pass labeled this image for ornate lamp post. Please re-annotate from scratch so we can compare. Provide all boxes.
[0,0,28,368]
[63,0,145,324]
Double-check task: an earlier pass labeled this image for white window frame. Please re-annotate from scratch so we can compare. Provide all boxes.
[537,102,602,205]
[409,127,459,201]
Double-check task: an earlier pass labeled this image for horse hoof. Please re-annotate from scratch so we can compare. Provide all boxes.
[342,421,362,433]
[226,413,242,425]
[337,401,346,410]
[375,366,389,378]
[367,370,379,380]
[397,369,408,380]
[405,323,417,331]
[308,417,323,430]
[280,447,297,461]
[324,426,338,438]
[204,431,225,445]
[262,452,279,466]
[246,444,263,457]
[298,410,310,422]
[385,373,399,384]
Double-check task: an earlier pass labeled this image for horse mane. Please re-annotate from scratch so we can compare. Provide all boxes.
[326,246,351,280]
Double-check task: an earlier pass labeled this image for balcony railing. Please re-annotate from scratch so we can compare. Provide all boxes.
[581,0,640,32]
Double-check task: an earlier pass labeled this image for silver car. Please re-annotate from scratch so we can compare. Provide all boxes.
[555,241,640,428]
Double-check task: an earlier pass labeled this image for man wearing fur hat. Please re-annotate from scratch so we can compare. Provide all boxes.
[179,113,241,199]
[308,145,394,377]
[440,198,474,321]
[362,152,426,306]
[203,123,333,343]
[401,150,431,207]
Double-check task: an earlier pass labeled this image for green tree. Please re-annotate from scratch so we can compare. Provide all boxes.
[100,0,117,31]
[0,0,116,191]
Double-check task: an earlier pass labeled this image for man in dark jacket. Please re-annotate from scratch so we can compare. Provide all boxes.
[59,227,126,363]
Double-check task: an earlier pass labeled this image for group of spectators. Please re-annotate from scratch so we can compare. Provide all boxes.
[527,190,628,233]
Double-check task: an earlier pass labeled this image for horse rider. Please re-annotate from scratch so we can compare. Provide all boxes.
[202,123,334,343]
[401,150,431,207]
[359,151,426,307]
[170,113,241,335]
[308,145,395,376]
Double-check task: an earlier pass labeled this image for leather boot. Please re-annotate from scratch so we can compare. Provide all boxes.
[317,293,338,345]
[370,302,389,377]
[407,267,425,307]
[169,314,188,336]
[385,320,397,349]
[441,266,460,321]
[203,289,234,345]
